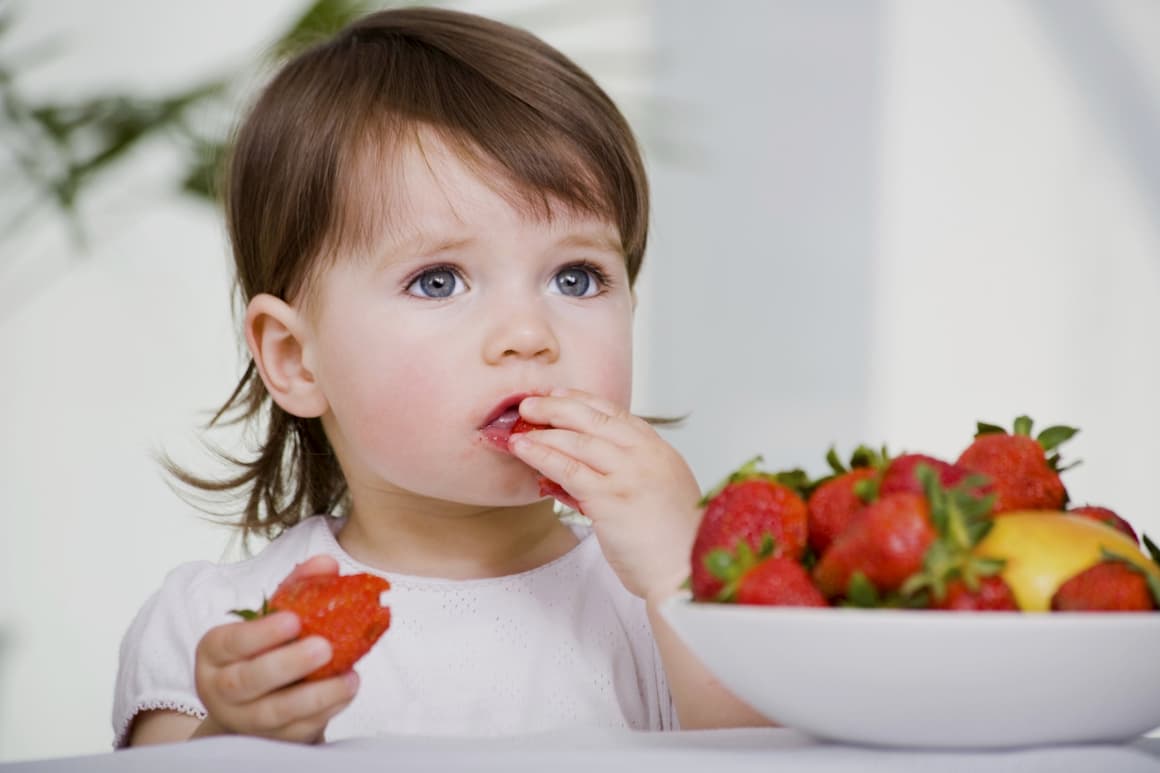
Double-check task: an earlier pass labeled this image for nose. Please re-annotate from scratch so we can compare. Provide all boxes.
[482,299,560,365]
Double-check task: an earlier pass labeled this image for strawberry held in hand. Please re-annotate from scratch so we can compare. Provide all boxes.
[233,572,391,681]
[956,416,1076,514]
[509,417,583,513]
[690,457,809,601]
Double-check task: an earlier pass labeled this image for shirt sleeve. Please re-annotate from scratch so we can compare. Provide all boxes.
[111,561,230,748]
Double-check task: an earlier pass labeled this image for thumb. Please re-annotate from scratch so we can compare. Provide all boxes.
[277,554,340,592]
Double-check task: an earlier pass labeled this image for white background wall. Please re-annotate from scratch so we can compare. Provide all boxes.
[3,0,1159,761]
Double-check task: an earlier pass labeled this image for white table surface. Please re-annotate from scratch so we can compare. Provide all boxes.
[4,728,1160,772]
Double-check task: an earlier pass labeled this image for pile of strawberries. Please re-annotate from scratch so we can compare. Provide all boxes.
[690,416,1160,612]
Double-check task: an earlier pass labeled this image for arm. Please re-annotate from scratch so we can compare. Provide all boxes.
[646,594,773,729]
[510,388,776,729]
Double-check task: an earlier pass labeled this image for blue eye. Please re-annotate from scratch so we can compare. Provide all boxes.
[553,265,602,298]
[407,267,463,298]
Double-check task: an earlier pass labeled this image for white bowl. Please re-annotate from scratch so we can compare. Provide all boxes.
[659,593,1160,749]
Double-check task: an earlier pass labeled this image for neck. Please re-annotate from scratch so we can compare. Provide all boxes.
[335,494,578,580]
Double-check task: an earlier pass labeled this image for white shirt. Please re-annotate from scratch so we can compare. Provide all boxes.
[112,515,677,747]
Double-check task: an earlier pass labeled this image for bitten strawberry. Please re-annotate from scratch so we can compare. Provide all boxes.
[812,491,935,600]
[1050,560,1157,612]
[691,457,809,601]
[1069,505,1138,543]
[956,416,1076,514]
[931,575,1019,611]
[232,573,392,681]
[509,418,583,513]
[705,536,828,607]
[806,446,883,555]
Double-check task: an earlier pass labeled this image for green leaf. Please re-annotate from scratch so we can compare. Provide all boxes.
[1013,416,1034,437]
[852,477,879,504]
[1036,425,1079,452]
[975,422,1007,437]
[845,572,880,608]
[704,548,737,582]
[229,608,261,621]
[825,446,845,475]
[1143,534,1160,567]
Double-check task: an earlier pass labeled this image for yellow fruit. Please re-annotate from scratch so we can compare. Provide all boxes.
[972,511,1159,612]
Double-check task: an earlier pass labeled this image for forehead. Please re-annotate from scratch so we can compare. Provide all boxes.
[340,127,622,259]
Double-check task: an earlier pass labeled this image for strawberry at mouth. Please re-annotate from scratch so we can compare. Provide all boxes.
[479,393,535,451]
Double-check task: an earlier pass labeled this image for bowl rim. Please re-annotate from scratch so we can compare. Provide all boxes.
[659,590,1160,627]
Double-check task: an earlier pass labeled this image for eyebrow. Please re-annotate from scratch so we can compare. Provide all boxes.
[552,231,623,255]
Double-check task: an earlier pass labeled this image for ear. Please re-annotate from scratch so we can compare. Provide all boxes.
[244,293,327,418]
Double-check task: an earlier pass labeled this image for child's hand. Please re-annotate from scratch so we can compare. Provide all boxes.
[193,556,359,743]
[509,388,702,601]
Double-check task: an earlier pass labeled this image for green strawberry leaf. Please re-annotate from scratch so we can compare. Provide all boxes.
[975,421,1007,437]
[1013,416,1034,437]
[852,476,879,504]
[1142,533,1160,567]
[845,572,880,608]
[1036,424,1079,452]
[825,446,846,475]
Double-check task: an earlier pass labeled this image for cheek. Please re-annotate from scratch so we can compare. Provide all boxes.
[571,309,634,408]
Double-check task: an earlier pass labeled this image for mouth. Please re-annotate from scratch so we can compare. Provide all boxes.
[478,392,537,451]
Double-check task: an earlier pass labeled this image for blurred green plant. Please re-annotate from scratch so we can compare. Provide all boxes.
[1,0,686,252]
[0,0,378,244]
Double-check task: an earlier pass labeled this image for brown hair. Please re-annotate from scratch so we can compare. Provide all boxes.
[168,7,650,544]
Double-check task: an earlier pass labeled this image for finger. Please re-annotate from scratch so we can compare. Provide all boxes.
[515,428,622,476]
[509,431,603,498]
[217,635,334,704]
[277,555,340,592]
[548,387,632,419]
[519,395,638,447]
[202,612,301,666]
[250,670,360,735]
[277,683,359,743]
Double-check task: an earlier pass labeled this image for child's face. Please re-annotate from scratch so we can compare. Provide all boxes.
[302,135,634,509]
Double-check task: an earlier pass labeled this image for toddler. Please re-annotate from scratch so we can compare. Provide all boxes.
[113,6,768,746]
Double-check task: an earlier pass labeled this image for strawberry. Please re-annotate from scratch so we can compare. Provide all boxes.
[955,416,1077,514]
[510,418,583,513]
[808,468,877,556]
[931,575,1019,611]
[879,453,987,500]
[704,536,828,607]
[232,572,391,681]
[812,491,935,600]
[690,457,809,601]
[1069,505,1138,543]
[806,445,884,555]
[1050,560,1157,612]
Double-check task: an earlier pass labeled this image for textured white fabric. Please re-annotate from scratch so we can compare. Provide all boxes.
[112,515,677,747]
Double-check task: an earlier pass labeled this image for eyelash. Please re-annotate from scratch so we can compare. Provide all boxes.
[402,261,614,297]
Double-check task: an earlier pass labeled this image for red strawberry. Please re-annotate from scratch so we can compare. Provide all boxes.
[232,573,392,681]
[691,458,809,601]
[812,492,935,600]
[931,575,1019,611]
[705,536,828,607]
[956,416,1076,514]
[1050,561,1157,612]
[1069,505,1138,543]
[808,468,878,555]
[510,418,583,513]
[806,445,884,555]
[879,453,986,499]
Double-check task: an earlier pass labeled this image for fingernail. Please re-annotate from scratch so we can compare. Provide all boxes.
[345,671,360,693]
[549,387,568,396]
[509,435,529,450]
